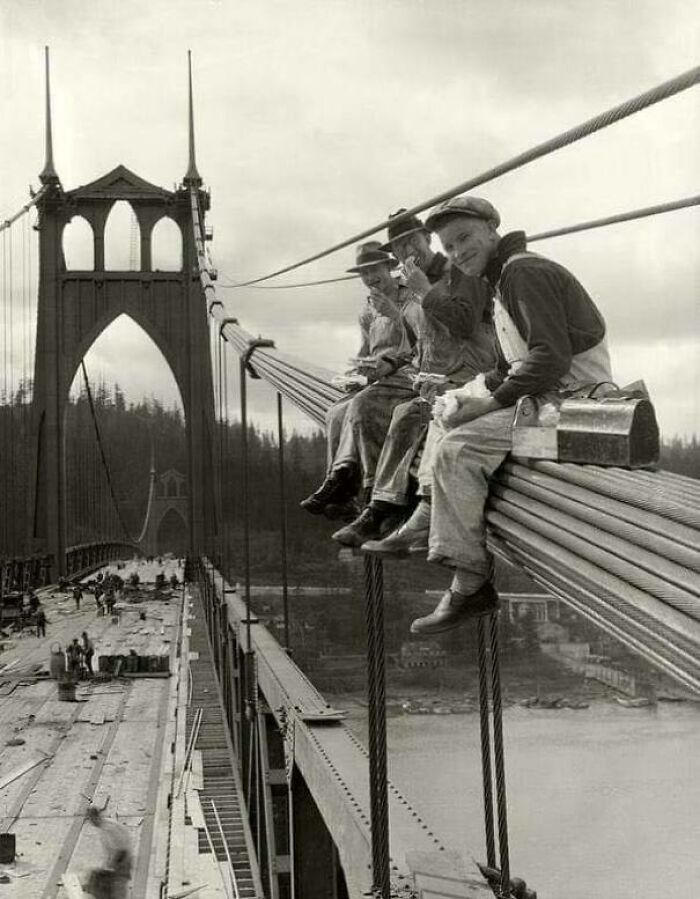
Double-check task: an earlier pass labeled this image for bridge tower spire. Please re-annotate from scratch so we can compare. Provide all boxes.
[183,50,202,186]
[39,46,59,184]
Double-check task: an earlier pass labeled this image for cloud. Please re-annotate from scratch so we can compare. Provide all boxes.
[0,0,697,442]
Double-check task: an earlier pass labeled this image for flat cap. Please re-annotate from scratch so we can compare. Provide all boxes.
[425,196,500,232]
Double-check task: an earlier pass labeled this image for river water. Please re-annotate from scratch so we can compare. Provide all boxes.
[346,701,700,897]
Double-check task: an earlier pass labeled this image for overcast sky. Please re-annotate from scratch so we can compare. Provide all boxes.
[1,0,698,438]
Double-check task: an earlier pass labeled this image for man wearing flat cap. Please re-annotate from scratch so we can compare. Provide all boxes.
[403,195,612,634]
[301,241,419,520]
[332,208,495,548]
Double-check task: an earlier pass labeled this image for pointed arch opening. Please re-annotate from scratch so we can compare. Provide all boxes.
[156,506,189,556]
[151,216,183,271]
[104,200,140,271]
[64,313,186,548]
[62,216,94,270]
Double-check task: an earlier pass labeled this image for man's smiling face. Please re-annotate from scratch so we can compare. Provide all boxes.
[436,216,499,276]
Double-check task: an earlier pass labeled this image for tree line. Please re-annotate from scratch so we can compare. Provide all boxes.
[0,381,698,572]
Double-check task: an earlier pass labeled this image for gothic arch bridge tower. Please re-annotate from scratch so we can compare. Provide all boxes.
[30,54,220,576]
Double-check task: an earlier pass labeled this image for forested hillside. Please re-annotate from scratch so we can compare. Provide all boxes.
[1,381,697,585]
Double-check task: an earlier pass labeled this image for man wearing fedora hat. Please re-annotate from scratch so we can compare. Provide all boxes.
[300,240,420,520]
[331,208,495,548]
[398,195,612,635]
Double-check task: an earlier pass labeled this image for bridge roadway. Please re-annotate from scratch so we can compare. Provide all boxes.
[0,560,264,898]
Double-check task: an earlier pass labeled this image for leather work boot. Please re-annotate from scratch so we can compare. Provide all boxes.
[410,583,498,635]
[300,465,359,515]
[331,506,405,548]
[361,522,429,558]
[324,499,362,523]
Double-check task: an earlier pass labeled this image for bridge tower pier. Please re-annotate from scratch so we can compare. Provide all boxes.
[29,164,219,577]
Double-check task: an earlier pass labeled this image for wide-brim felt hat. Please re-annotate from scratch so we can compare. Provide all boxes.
[347,240,399,273]
[425,196,501,232]
[378,208,428,251]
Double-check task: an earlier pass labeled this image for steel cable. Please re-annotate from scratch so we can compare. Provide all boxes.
[476,616,496,869]
[492,483,700,599]
[218,194,699,292]
[488,612,510,897]
[489,532,700,694]
[232,65,700,286]
[490,491,700,617]
[486,511,700,672]
[527,193,700,243]
[502,461,700,557]
[80,361,134,545]
[532,461,700,530]
[0,189,46,235]
[364,554,390,898]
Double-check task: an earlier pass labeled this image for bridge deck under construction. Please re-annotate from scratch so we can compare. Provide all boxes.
[0,561,260,898]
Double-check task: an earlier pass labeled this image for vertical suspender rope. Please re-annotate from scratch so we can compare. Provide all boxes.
[7,228,15,554]
[476,616,497,870]
[277,393,290,651]
[222,338,230,579]
[216,328,224,566]
[2,230,8,556]
[239,356,252,646]
[488,612,511,897]
[364,554,390,899]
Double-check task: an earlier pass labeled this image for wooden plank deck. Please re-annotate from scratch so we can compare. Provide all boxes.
[0,559,183,898]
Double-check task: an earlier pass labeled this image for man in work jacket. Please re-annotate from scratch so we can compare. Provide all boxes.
[332,209,495,547]
[300,241,420,520]
[406,195,611,635]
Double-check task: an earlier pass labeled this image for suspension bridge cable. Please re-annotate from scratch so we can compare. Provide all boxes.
[230,64,699,286]
[218,274,359,290]
[215,193,700,292]
[134,434,157,545]
[80,360,134,545]
[0,188,47,235]
[528,193,700,243]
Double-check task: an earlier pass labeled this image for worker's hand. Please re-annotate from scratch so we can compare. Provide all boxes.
[368,289,400,318]
[371,359,395,381]
[403,258,431,301]
[442,396,500,429]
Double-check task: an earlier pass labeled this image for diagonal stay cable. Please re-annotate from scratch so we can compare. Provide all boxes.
[231,64,699,286]
[80,360,135,545]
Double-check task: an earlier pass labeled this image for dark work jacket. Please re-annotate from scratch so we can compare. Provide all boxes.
[484,231,608,406]
[410,252,496,382]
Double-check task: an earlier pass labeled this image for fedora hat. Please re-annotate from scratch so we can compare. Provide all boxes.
[347,241,398,273]
[379,208,427,251]
[425,196,501,232]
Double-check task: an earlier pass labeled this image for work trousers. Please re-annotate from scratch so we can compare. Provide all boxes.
[371,396,430,505]
[428,407,516,590]
[327,372,415,488]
